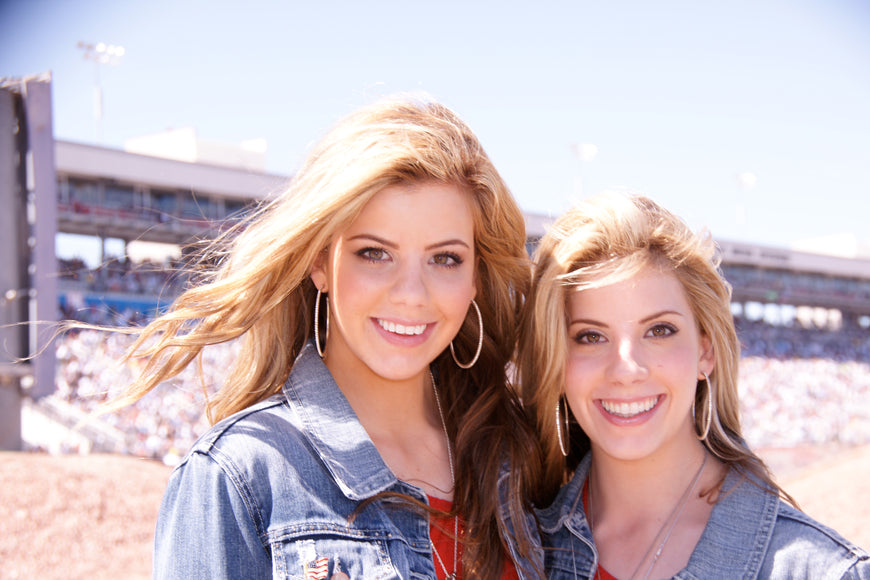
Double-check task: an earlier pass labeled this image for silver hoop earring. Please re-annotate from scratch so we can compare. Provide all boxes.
[314,288,329,358]
[449,299,483,369]
[693,372,713,441]
[556,397,570,457]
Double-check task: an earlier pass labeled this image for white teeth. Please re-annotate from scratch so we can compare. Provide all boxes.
[378,319,426,336]
[601,396,659,418]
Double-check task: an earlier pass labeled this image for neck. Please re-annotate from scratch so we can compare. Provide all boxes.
[586,436,724,580]
[588,437,711,523]
[323,351,439,438]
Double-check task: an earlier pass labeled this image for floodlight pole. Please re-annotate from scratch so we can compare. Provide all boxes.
[77,41,125,143]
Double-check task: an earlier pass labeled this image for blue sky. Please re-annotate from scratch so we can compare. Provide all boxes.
[2,0,869,252]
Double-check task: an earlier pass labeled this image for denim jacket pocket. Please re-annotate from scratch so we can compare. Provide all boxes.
[270,526,406,580]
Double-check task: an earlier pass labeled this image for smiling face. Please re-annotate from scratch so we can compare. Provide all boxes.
[564,264,715,463]
[310,181,477,386]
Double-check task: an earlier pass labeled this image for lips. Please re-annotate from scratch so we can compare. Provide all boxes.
[600,395,661,418]
[376,318,428,336]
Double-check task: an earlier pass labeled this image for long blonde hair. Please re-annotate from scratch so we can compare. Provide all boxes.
[113,95,539,578]
[519,192,791,507]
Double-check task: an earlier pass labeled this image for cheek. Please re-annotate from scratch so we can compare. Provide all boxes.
[330,254,380,295]
[431,275,476,313]
[563,356,598,429]
[564,354,593,398]
[328,268,380,325]
[658,345,702,383]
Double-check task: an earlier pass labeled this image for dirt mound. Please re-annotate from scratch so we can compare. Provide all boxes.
[767,444,870,550]
[0,452,170,580]
[2,446,868,579]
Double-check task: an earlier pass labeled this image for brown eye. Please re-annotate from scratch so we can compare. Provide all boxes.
[574,331,604,345]
[648,324,676,338]
[431,252,462,267]
[357,248,388,262]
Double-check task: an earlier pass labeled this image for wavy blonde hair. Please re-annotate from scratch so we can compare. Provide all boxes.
[111,95,539,578]
[519,192,791,507]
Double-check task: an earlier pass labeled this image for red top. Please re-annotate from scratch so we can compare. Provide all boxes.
[428,496,519,580]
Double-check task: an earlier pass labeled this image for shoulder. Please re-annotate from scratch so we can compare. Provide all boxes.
[686,468,870,579]
[186,395,300,453]
[762,499,870,578]
[190,395,303,454]
[163,391,356,530]
[699,470,870,579]
[174,394,321,497]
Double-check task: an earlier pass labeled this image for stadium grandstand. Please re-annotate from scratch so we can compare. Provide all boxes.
[45,137,870,464]
[3,76,869,465]
[54,138,286,326]
[54,138,870,332]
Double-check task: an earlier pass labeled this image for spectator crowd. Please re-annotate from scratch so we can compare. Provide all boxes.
[39,322,870,466]
[49,329,235,465]
[31,259,870,465]
[58,257,189,327]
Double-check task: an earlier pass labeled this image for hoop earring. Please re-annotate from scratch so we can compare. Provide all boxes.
[314,288,329,358]
[449,299,483,369]
[693,372,713,441]
[556,397,570,457]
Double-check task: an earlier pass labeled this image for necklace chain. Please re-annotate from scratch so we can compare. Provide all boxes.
[430,371,458,580]
[589,452,708,580]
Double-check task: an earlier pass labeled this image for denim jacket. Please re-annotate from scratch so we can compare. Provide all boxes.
[154,341,542,579]
[537,453,870,579]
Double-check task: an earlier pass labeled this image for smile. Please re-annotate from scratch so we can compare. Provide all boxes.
[600,396,661,418]
[376,319,428,336]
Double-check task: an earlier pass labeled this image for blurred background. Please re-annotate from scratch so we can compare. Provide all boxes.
[3,0,869,250]
[1,1,869,575]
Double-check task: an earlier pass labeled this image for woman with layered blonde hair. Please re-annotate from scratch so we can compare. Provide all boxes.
[519,192,868,578]
[114,95,542,579]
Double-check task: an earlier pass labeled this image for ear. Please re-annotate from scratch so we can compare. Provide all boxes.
[698,333,716,377]
[309,249,328,292]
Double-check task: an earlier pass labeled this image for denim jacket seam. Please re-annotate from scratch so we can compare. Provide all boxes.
[775,502,867,558]
[742,483,778,579]
[265,523,413,544]
[195,397,286,452]
[205,444,270,548]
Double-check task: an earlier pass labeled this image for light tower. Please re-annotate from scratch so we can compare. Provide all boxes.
[77,41,125,143]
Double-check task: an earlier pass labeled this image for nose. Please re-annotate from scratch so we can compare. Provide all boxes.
[388,259,429,306]
[607,337,649,384]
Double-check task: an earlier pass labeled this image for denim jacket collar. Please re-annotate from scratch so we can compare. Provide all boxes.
[536,452,781,578]
[285,342,546,579]
[536,452,592,536]
[282,341,402,502]
[682,465,779,578]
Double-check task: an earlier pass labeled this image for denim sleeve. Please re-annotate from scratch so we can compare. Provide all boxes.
[844,557,870,580]
[153,451,272,579]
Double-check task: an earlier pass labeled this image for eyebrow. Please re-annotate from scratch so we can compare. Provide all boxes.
[347,233,471,251]
[568,310,685,327]
[641,310,685,323]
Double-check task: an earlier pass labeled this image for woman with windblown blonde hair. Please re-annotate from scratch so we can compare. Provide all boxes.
[117,96,543,579]
[519,192,868,579]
